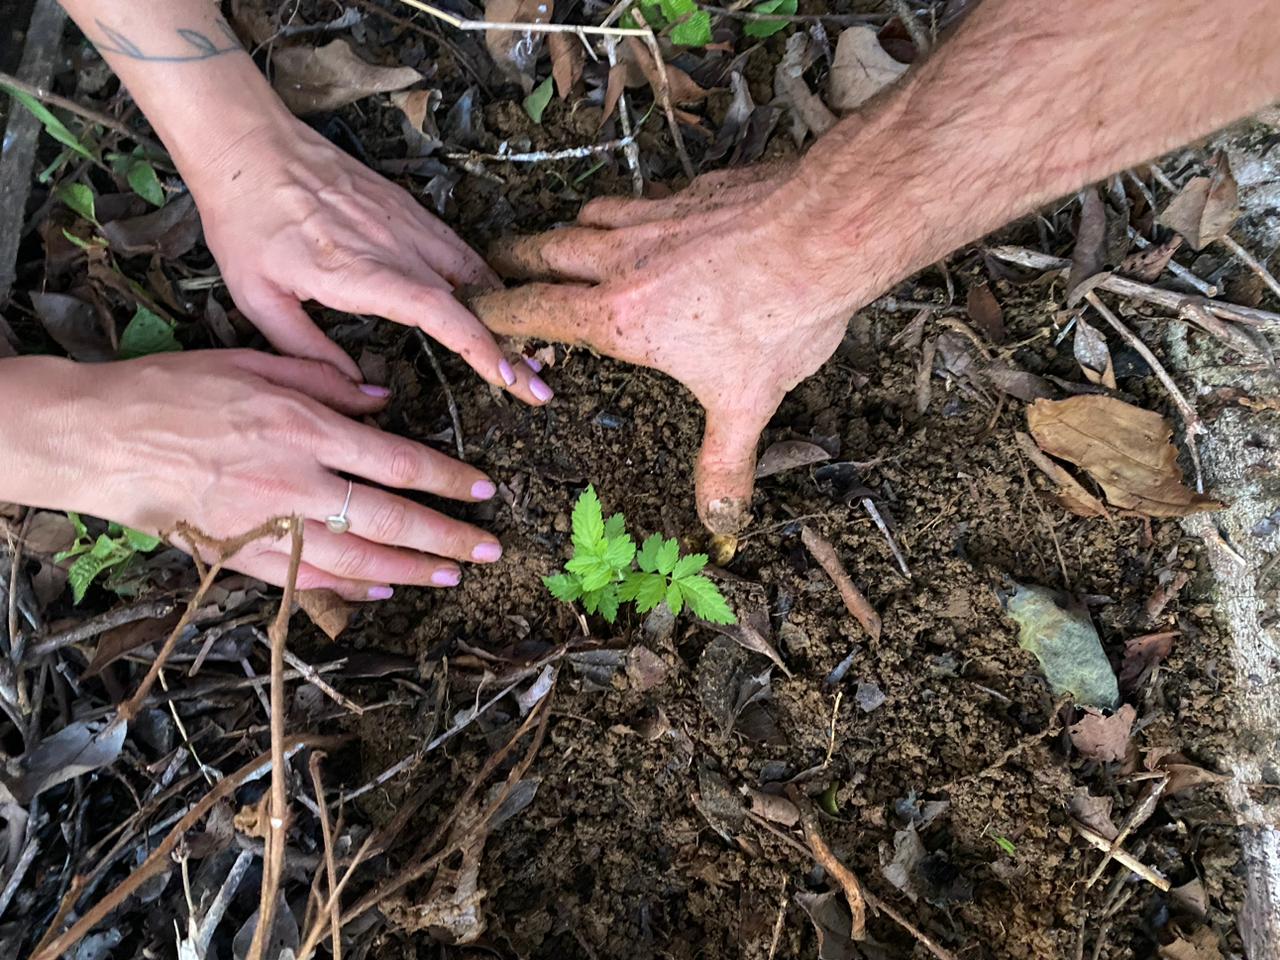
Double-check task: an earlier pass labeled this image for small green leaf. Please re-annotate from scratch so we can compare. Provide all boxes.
[634,572,669,612]
[55,182,97,224]
[603,513,627,540]
[743,0,797,38]
[122,527,161,552]
[61,227,106,251]
[603,534,636,570]
[67,511,88,540]
[993,835,1017,857]
[670,552,708,579]
[666,580,684,616]
[2,85,94,159]
[119,306,181,359]
[544,572,583,602]
[678,574,735,623]
[660,0,712,46]
[595,583,621,623]
[656,537,680,575]
[571,485,605,550]
[636,533,665,573]
[820,782,840,816]
[126,158,165,206]
[66,536,131,604]
[523,76,554,124]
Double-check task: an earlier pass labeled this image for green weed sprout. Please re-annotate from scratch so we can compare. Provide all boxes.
[56,512,161,603]
[543,486,734,625]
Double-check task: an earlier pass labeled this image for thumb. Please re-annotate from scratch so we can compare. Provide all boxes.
[237,284,363,382]
[694,400,777,535]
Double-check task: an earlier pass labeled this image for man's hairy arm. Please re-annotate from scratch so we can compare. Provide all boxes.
[474,0,1280,534]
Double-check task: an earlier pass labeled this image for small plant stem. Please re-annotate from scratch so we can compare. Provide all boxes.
[246,518,303,960]
[631,11,696,181]
[308,753,343,960]
[0,69,167,157]
[396,0,648,36]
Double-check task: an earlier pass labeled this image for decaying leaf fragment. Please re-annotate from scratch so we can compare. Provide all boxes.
[1068,703,1135,762]
[827,25,909,113]
[1027,396,1221,517]
[1014,431,1109,518]
[755,439,831,478]
[1158,152,1239,250]
[485,0,553,92]
[1005,583,1119,710]
[272,39,421,114]
[774,33,835,144]
[298,588,355,640]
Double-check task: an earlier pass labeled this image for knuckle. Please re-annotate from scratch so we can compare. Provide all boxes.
[331,543,370,579]
[368,499,409,542]
[387,443,422,486]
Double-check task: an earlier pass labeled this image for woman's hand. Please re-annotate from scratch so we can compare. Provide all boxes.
[191,109,553,404]
[2,351,508,600]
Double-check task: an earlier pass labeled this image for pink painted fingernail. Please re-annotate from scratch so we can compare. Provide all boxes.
[367,585,394,600]
[472,541,503,562]
[359,384,390,398]
[530,376,554,402]
[471,479,497,500]
[498,359,517,386]
[525,356,543,372]
[432,567,461,587]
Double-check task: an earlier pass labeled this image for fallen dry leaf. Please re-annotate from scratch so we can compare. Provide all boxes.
[795,891,859,960]
[755,439,831,478]
[1145,570,1190,623]
[1158,925,1222,960]
[1068,704,1136,762]
[101,193,201,259]
[22,510,76,555]
[1119,630,1177,690]
[1144,748,1229,795]
[1073,314,1116,389]
[775,33,835,144]
[1067,187,1109,301]
[547,32,583,99]
[1068,789,1119,841]
[84,611,182,678]
[965,284,1005,343]
[1014,431,1109,518]
[30,291,113,362]
[741,785,800,826]
[272,39,421,114]
[298,588,355,640]
[1027,396,1222,517]
[625,37,707,105]
[484,0,552,92]
[827,26,909,113]
[1118,234,1184,282]
[801,526,881,641]
[1158,152,1239,250]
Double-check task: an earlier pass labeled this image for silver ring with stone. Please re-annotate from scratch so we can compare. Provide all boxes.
[326,481,354,534]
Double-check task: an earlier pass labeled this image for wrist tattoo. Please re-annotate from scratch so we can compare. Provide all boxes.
[94,17,242,62]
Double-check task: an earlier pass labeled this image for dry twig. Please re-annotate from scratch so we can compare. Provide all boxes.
[789,790,866,939]
[309,753,343,960]
[415,330,465,461]
[800,526,881,640]
[246,518,303,960]
[1072,821,1170,891]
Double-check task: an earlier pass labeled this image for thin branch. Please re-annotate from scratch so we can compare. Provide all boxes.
[0,69,166,156]
[443,134,635,164]
[308,753,343,960]
[415,330,465,461]
[888,0,931,55]
[247,518,303,960]
[1083,290,1206,492]
[861,497,911,578]
[397,0,648,36]
[1072,821,1170,891]
[631,12,695,181]
[23,598,177,662]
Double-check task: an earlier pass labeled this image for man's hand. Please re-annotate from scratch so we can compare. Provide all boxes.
[0,352,507,600]
[472,165,850,535]
[194,112,552,404]
[475,0,1280,535]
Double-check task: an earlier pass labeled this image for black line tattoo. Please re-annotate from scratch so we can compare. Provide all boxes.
[94,17,242,62]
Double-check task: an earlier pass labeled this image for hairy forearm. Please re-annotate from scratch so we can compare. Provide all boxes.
[55,0,288,195]
[786,0,1280,306]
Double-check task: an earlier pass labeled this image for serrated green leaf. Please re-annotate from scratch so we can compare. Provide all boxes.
[656,537,680,575]
[571,485,605,549]
[119,306,181,359]
[603,513,627,539]
[55,182,97,224]
[122,527,161,552]
[671,552,707,579]
[67,538,130,604]
[636,533,664,573]
[634,572,670,612]
[742,0,796,38]
[2,85,94,159]
[678,574,735,623]
[67,511,88,540]
[544,572,583,602]
[523,76,554,124]
[666,581,683,616]
[595,583,621,623]
[603,534,636,570]
[565,552,610,588]
[126,158,165,206]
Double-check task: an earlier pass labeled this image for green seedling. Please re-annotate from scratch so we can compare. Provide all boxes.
[625,0,713,46]
[993,835,1017,856]
[523,76,554,124]
[543,485,734,624]
[742,0,798,38]
[57,513,161,603]
[109,148,166,206]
